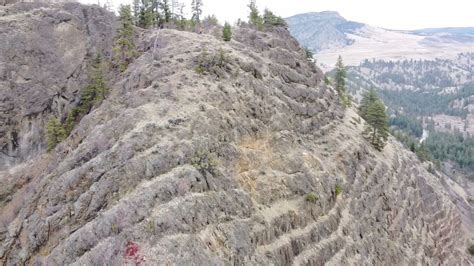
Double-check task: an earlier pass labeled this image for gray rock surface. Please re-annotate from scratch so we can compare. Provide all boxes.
[0,1,115,170]
[0,4,472,265]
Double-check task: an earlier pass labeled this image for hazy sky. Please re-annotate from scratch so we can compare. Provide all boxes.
[80,0,474,30]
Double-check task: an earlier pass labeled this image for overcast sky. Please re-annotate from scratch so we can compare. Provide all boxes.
[79,0,474,30]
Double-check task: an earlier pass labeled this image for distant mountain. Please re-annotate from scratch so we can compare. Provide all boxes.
[286,12,474,70]
[285,11,364,52]
[413,27,474,36]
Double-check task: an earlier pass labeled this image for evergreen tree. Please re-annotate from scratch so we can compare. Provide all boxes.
[102,0,112,11]
[191,0,203,23]
[416,143,431,162]
[46,117,66,151]
[171,0,179,17]
[90,53,108,102]
[65,54,109,135]
[364,99,389,151]
[263,8,287,27]
[132,0,141,25]
[161,0,172,23]
[410,142,416,152]
[203,15,219,27]
[335,55,346,94]
[141,0,155,28]
[248,0,263,30]
[113,5,137,72]
[174,2,187,29]
[324,76,331,86]
[334,55,351,107]
[359,89,378,119]
[223,22,232,41]
[304,47,313,59]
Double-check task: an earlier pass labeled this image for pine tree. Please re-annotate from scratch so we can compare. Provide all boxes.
[90,53,108,102]
[359,89,378,119]
[174,2,187,29]
[223,22,232,42]
[263,8,287,27]
[161,0,171,23]
[141,0,155,28]
[248,0,263,30]
[46,117,66,151]
[410,142,416,152]
[304,47,313,59]
[191,0,203,23]
[335,55,346,94]
[334,55,351,107]
[364,99,389,151]
[113,5,137,72]
[324,76,331,86]
[151,0,163,27]
[64,54,109,135]
[132,0,141,25]
[416,143,431,161]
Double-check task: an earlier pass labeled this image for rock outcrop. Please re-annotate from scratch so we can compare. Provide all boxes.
[0,3,472,265]
[0,1,115,169]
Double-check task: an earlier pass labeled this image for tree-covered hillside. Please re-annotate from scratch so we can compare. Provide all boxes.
[332,53,474,172]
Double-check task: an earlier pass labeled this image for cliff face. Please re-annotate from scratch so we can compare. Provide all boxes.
[0,3,471,265]
[0,1,115,169]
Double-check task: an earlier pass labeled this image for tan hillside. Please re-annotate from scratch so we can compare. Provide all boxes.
[0,2,472,264]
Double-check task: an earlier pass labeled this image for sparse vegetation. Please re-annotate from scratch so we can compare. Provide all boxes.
[46,117,67,151]
[468,244,474,255]
[191,149,219,175]
[46,53,110,149]
[195,48,230,76]
[305,192,319,203]
[65,54,109,135]
[146,219,156,234]
[335,184,343,197]
[111,223,119,234]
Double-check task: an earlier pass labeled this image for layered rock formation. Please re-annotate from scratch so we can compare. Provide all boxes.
[0,3,472,265]
[0,1,115,169]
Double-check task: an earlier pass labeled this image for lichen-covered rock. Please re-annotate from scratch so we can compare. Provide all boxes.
[0,1,115,169]
[0,4,472,265]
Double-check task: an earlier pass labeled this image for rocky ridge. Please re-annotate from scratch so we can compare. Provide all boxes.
[0,3,472,265]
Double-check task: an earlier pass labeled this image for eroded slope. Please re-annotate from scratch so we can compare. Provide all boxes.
[0,23,471,265]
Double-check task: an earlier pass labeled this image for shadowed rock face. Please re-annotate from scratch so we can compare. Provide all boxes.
[0,1,115,169]
[0,4,472,265]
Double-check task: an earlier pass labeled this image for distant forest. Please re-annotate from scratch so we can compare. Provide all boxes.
[338,54,474,172]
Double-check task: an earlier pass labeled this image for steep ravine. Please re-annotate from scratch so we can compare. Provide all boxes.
[0,3,472,265]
